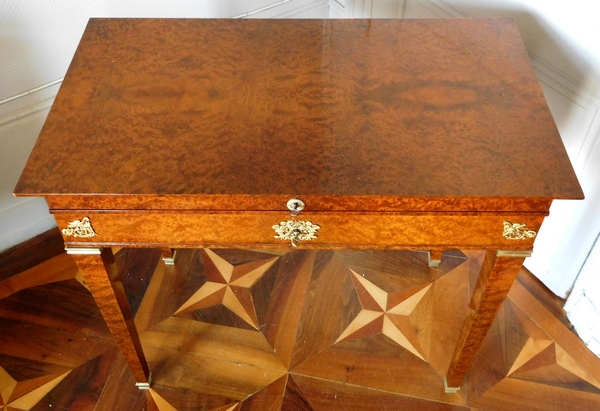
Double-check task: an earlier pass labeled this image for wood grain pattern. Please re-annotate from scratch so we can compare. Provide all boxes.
[0,228,64,282]
[54,211,545,250]
[446,251,526,387]
[0,278,110,337]
[15,19,582,201]
[515,269,570,329]
[44,195,555,213]
[508,280,600,385]
[30,349,118,411]
[262,250,316,369]
[289,374,469,410]
[115,248,161,316]
[0,253,78,301]
[3,244,600,409]
[70,248,149,382]
[94,350,148,411]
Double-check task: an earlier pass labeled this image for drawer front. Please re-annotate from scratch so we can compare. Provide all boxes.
[55,211,544,249]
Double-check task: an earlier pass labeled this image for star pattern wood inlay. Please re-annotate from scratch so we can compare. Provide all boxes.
[0,366,72,411]
[175,249,279,329]
[335,270,431,360]
[5,247,600,410]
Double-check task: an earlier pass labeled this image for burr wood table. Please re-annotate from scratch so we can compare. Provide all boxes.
[15,18,582,394]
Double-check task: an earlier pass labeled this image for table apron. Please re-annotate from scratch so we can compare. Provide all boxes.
[54,212,543,249]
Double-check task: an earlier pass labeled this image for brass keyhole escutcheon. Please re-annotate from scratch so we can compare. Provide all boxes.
[273,220,320,246]
[287,198,305,216]
[291,228,302,247]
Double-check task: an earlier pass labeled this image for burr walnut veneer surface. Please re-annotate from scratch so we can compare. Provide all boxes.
[15,18,582,207]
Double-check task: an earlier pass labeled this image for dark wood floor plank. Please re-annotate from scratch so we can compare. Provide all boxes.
[0,354,72,382]
[0,318,114,369]
[0,278,110,337]
[470,378,600,411]
[508,280,600,384]
[145,343,286,402]
[289,251,360,370]
[141,317,286,373]
[263,250,316,369]
[0,228,64,282]
[94,351,148,411]
[0,253,78,301]
[135,250,207,333]
[31,348,119,411]
[3,244,600,410]
[149,385,233,411]
[240,375,287,410]
[290,374,469,410]
[409,260,470,379]
[282,375,313,411]
[291,345,467,406]
[516,268,571,329]
[116,248,162,316]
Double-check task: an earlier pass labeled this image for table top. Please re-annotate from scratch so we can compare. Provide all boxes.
[15,18,582,210]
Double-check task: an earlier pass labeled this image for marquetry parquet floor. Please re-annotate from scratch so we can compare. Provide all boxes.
[2,237,600,410]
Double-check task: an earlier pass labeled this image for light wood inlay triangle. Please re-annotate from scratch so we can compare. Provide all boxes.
[148,389,178,411]
[387,284,432,315]
[556,344,600,390]
[0,367,16,406]
[6,371,71,410]
[175,282,227,315]
[230,257,278,286]
[508,337,554,375]
[205,249,234,283]
[335,310,384,344]
[350,270,387,311]
[222,286,258,329]
[208,403,240,411]
[384,315,426,361]
[0,253,78,301]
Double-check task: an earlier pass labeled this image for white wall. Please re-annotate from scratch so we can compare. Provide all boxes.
[0,0,329,252]
[566,234,600,357]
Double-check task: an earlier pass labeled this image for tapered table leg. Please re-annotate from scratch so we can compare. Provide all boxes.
[445,249,531,391]
[67,247,150,385]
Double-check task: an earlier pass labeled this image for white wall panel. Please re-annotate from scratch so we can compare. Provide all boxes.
[0,100,56,251]
[336,0,404,17]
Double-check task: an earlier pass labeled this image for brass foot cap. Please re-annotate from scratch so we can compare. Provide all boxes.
[135,372,152,390]
[444,377,460,394]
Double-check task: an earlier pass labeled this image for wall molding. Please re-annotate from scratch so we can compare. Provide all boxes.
[252,0,329,17]
[0,85,59,127]
[329,0,346,17]
[334,0,405,18]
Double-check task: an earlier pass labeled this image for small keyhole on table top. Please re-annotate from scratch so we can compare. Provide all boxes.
[287,198,305,215]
